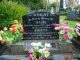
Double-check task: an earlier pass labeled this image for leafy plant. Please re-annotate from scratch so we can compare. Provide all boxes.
[0,0,29,29]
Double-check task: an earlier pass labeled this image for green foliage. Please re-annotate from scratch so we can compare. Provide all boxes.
[50,2,56,8]
[8,0,44,10]
[0,1,29,29]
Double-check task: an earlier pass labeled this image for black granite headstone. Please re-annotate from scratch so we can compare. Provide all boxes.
[23,11,59,40]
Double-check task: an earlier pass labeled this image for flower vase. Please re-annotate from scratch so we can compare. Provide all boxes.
[0,42,7,56]
[58,42,72,52]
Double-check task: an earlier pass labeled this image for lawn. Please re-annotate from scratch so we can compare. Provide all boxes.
[60,15,80,36]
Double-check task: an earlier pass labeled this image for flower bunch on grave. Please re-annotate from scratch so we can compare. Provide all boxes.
[9,20,24,43]
[74,23,80,41]
[53,22,73,43]
[0,30,9,46]
[28,42,51,60]
[0,20,24,47]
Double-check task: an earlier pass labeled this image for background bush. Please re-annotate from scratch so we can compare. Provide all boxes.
[0,1,29,29]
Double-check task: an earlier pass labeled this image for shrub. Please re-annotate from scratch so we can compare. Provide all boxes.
[0,1,29,29]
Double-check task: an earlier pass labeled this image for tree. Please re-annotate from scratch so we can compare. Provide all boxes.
[65,0,79,9]
[7,0,44,10]
[50,2,56,8]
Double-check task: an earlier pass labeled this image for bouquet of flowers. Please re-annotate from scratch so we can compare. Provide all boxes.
[28,42,51,60]
[74,23,80,41]
[0,20,24,46]
[9,20,24,43]
[0,20,24,55]
[53,22,73,43]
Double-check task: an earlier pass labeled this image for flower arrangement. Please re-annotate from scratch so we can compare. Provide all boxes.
[0,20,23,47]
[53,22,73,43]
[9,20,24,43]
[74,23,80,41]
[28,42,51,60]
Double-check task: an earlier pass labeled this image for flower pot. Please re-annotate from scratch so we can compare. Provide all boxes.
[58,42,73,52]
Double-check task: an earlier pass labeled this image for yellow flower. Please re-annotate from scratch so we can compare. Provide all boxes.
[0,30,4,34]
[2,37,9,43]
[13,20,18,24]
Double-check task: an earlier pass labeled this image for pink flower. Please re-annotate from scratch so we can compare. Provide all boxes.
[54,27,60,30]
[63,34,69,40]
[53,24,60,27]
[39,56,45,60]
[28,54,34,60]
[68,35,73,39]
[63,27,70,32]
[63,22,69,26]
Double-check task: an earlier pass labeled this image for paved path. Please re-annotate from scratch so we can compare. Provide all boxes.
[0,55,28,60]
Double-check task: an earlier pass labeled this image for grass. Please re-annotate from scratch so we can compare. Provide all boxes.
[60,15,80,36]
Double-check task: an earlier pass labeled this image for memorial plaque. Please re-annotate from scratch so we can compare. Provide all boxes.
[23,11,59,40]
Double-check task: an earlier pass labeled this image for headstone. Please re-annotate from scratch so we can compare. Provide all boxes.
[51,7,54,14]
[67,11,78,20]
[60,0,64,10]
[22,11,59,40]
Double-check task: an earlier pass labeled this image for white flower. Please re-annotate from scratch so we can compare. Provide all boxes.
[37,42,41,46]
[60,30,65,34]
[38,49,43,53]
[44,51,50,58]
[3,27,7,31]
[31,42,37,46]
[45,43,51,48]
